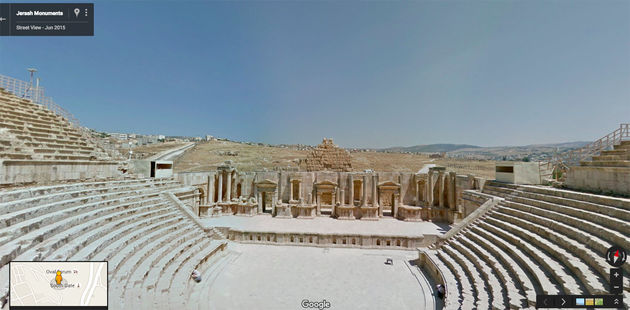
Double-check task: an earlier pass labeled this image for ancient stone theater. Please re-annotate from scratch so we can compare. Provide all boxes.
[0,73,629,309]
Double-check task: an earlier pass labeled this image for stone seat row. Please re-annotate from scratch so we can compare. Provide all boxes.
[0,178,176,203]
[0,90,112,163]
[0,111,74,133]
[0,179,225,310]
[0,107,62,125]
[0,99,60,118]
[581,141,630,167]
[423,183,630,309]
[0,94,65,115]
[0,180,181,230]
[0,119,82,138]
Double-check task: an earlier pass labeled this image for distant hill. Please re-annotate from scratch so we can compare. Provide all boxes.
[378,141,591,161]
[380,144,481,153]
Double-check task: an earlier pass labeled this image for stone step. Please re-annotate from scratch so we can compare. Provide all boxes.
[2,202,174,299]
[113,223,197,286]
[493,207,609,294]
[0,112,61,129]
[498,201,612,258]
[511,189,630,221]
[457,234,532,309]
[186,249,236,309]
[483,216,586,294]
[104,215,187,277]
[521,185,630,210]
[507,195,630,235]
[600,149,627,156]
[143,234,207,293]
[485,181,520,190]
[0,153,32,160]
[441,244,491,309]
[167,240,227,309]
[436,249,476,309]
[0,186,171,228]
[424,250,463,310]
[155,238,213,299]
[74,207,180,262]
[0,192,161,240]
[480,188,511,199]
[50,206,174,261]
[501,200,630,253]
[469,226,561,296]
[0,178,178,208]
[0,200,172,300]
[592,154,630,161]
[0,108,59,123]
[122,228,199,308]
[0,196,162,267]
[446,240,504,309]
[581,160,630,167]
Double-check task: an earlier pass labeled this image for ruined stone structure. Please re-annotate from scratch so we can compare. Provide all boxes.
[303,138,352,172]
[177,162,484,224]
[1,77,629,309]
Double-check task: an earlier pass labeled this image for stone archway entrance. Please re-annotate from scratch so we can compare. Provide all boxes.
[255,179,277,214]
[378,181,401,217]
[314,180,338,216]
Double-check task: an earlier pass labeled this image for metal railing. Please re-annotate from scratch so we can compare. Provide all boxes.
[540,123,630,182]
[0,74,80,127]
[0,73,126,160]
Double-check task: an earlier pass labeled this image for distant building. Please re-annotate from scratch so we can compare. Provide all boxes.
[110,133,128,140]
[137,135,158,145]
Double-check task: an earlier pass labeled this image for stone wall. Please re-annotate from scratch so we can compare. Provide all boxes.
[175,164,484,223]
[565,166,630,197]
[0,160,119,184]
[227,229,436,249]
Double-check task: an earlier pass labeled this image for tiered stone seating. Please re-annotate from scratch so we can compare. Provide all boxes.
[423,182,629,309]
[0,88,109,161]
[0,178,226,310]
[0,88,118,184]
[582,140,630,167]
[566,139,630,196]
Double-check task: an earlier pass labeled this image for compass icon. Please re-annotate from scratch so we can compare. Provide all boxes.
[606,246,627,267]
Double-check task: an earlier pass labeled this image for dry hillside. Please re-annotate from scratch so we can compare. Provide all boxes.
[174,141,496,179]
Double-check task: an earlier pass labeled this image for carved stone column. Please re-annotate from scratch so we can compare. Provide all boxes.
[348,175,354,206]
[426,170,434,207]
[316,192,322,216]
[340,189,345,207]
[290,181,294,201]
[208,174,214,204]
[372,174,379,208]
[218,172,223,202]
[438,170,445,208]
[361,175,368,207]
[448,172,456,209]
[278,171,282,203]
[226,171,232,202]
[414,177,422,207]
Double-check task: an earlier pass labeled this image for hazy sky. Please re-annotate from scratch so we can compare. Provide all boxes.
[1,0,629,148]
